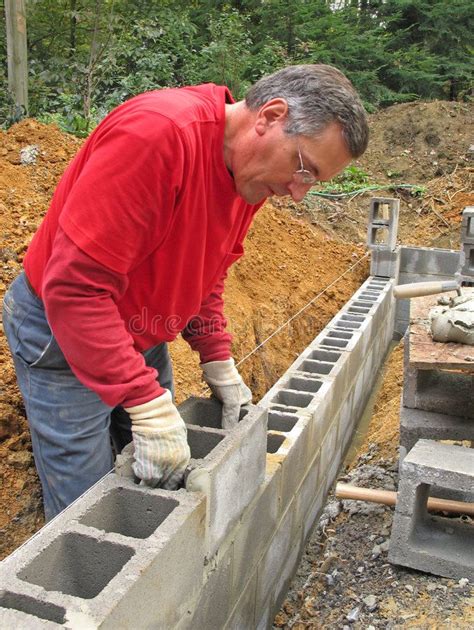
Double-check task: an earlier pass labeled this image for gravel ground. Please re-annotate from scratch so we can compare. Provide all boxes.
[274,448,474,629]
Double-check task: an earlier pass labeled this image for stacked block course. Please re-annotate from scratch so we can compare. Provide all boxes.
[0,277,396,629]
[367,197,400,279]
[389,440,474,581]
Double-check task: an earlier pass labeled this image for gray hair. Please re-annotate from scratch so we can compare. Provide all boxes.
[245,64,369,157]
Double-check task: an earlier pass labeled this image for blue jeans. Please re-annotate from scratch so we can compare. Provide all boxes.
[2,273,173,520]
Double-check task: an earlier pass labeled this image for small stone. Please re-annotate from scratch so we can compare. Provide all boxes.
[405,584,414,593]
[363,595,377,612]
[20,144,39,165]
[371,544,381,558]
[457,578,469,588]
[8,450,32,470]
[357,566,364,574]
[426,583,437,592]
[375,536,385,544]
[346,607,360,623]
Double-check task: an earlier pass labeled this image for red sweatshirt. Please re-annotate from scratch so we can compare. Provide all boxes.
[23,84,263,407]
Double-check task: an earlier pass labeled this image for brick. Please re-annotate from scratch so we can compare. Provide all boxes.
[389,440,474,581]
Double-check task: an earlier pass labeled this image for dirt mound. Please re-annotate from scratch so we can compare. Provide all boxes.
[0,120,367,558]
[359,100,473,183]
[302,101,473,249]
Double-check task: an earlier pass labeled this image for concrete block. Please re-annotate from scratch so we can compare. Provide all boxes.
[389,440,474,580]
[399,406,474,501]
[312,327,362,353]
[0,475,207,629]
[402,364,474,419]
[400,405,474,455]
[370,247,400,279]
[256,503,295,616]
[460,242,474,281]
[319,420,339,479]
[399,246,460,276]
[0,592,65,628]
[182,398,267,556]
[118,397,267,556]
[303,483,326,542]
[225,572,257,630]
[324,448,343,494]
[271,520,304,620]
[294,454,321,529]
[184,541,234,630]
[367,197,400,250]
[232,457,282,595]
[265,413,316,515]
[339,389,356,453]
[460,206,474,245]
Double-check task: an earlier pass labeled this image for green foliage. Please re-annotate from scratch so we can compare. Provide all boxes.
[317,165,371,194]
[1,0,472,132]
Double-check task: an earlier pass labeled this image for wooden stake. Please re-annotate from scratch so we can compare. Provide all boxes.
[5,0,28,114]
[336,483,474,517]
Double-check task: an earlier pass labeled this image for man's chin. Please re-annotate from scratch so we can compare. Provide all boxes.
[238,185,272,205]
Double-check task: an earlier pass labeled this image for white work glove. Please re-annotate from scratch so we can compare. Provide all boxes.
[201,358,252,429]
[125,390,191,490]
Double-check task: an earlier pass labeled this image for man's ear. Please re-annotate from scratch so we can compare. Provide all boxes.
[254,98,288,136]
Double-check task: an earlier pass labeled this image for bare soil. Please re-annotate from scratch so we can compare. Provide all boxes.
[0,101,473,626]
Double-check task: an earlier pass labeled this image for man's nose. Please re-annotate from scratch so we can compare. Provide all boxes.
[288,181,312,203]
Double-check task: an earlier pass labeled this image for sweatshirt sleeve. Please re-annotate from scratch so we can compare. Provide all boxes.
[42,226,165,408]
[182,268,233,364]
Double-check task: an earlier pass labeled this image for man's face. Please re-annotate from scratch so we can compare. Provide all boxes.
[231,105,352,205]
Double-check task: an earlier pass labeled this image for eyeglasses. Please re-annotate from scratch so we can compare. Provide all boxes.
[294,145,317,186]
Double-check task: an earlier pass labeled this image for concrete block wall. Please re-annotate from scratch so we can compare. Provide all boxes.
[394,246,461,337]
[0,276,396,629]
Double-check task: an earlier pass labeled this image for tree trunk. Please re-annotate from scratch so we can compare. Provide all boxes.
[5,0,28,115]
[70,0,77,57]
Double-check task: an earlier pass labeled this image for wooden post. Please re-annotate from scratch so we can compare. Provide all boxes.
[5,0,28,114]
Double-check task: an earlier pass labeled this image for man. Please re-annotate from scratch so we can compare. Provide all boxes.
[3,64,368,520]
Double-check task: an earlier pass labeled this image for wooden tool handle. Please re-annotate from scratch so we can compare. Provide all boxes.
[393,280,460,299]
[335,483,474,516]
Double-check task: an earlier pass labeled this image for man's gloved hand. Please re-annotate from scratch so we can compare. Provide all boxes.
[125,390,191,490]
[201,358,252,429]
